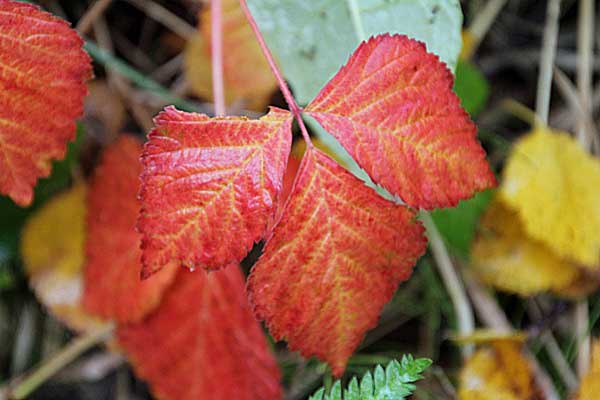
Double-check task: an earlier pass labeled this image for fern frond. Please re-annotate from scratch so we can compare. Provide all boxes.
[309,355,432,400]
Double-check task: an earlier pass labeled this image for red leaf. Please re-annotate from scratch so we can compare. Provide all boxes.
[83,136,177,324]
[248,147,427,376]
[138,106,292,277]
[0,1,91,206]
[118,266,282,400]
[305,34,496,209]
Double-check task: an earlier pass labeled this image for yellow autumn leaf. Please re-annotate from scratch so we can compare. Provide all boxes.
[459,340,536,400]
[20,185,106,332]
[471,196,581,295]
[452,329,528,345]
[184,0,276,111]
[500,126,600,268]
[460,30,475,60]
[575,340,600,400]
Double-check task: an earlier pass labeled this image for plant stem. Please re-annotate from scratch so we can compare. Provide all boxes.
[575,300,591,377]
[211,0,226,116]
[76,0,113,35]
[574,0,594,377]
[5,324,115,400]
[84,41,199,112]
[346,0,366,42]
[238,0,312,147]
[467,0,507,58]
[124,0,195,40]
[535,0,560,124]
[527,300,578,390]
[576,0,594,148]
[421,213,474,358]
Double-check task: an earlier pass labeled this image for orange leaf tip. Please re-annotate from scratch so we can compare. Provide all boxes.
[248,146,427,376]
[138,106,292,276]
[0,1,91,206]
[305,34,496,210]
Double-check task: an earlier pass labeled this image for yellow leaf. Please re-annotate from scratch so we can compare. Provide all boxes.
[452,329,528,345]
[576,340,600,400]
[459,341,536,400]
[20,185,106,332]
[460,30,475,60]
[500,127,600,268]
[471,196,581,295]
[184,0,276,111]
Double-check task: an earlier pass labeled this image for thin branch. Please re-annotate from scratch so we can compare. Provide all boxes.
[535,0,561,124]
[527,300,578,390]
[92,18,154,132]
[211,0,226,116]
[421,213,474,358]
[346,0,366,42]
[238,0,312,146]
[553,67,599,142]
[574,0,594,376]
[4,324,114,400]
[576,0,595,148]
[466,0,508,58]
[123,0,195,40]
[575,301,591,377]
[76,0,114,35]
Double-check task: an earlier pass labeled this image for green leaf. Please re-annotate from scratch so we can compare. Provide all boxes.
[248,0,463,105]
[454,59,489,116]
[429,189,494,259]
[309,356,431,400]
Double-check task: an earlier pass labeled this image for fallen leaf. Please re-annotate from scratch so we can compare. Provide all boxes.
[471,196,581,296]
[138,106,292,276]
[184,0,277,110]
[459,339,537,400]
[500,126,600,267]
[248,147,426,376]
[83,136,178,324]
[452,329,528,345]
[118,266,282,400]
[305,34,496,210]
[20,185,105,332]
[575,340,600,400]
[0,1,91,206]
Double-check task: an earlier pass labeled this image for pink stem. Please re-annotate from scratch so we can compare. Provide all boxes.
[211,0,226,116]
[239,0,313,146]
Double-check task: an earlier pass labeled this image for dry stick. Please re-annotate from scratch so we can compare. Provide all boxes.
[574,0,595,378]
[527,300,578,390]
[576,0,595,148]
[464,276,560,400]
[76,0,114,35]
[4,324,115,400]
[421,214,474,359]
[553,67,599,141]
[535,0,560,125]
[238,0,312,146]
[575,302,591,377]
[123,0,195,40]
[93,18,154,133]
[467,0,508,58]
[211,0,226,116]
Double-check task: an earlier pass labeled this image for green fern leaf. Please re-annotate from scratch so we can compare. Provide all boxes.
[309,356,432,400]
